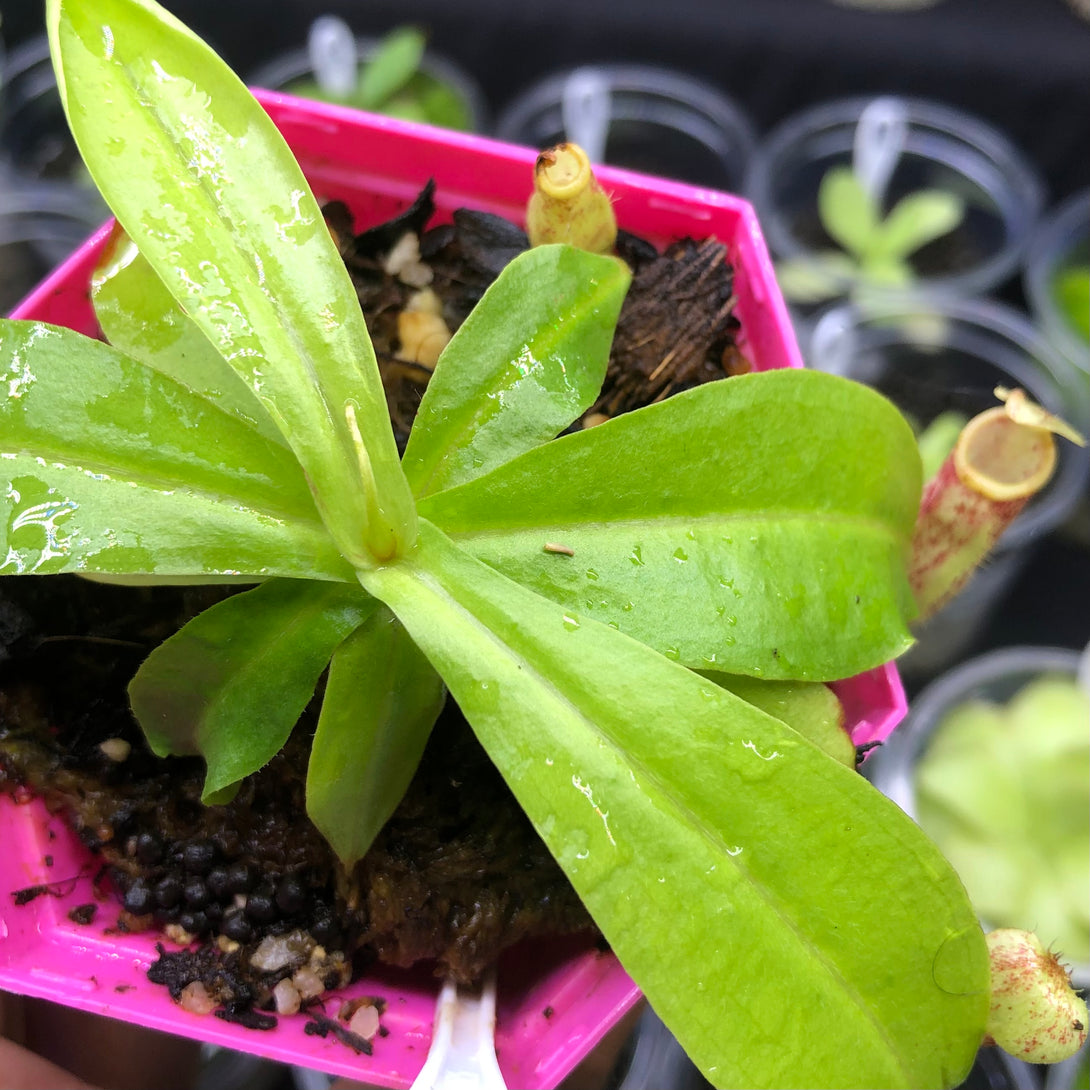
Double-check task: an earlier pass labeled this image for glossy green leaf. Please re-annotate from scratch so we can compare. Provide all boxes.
[0,321,351,580]
[48,0,415,565]
[358,26,426,110]
[360,520,988,1090]
[818,166,879,259]
[705,673,855,766]
[872,189,965,261]
[91,230,285,446]
[306,606,446,867]
[129,579,377,799]
[420,369,921,681]
[402,246,630,497]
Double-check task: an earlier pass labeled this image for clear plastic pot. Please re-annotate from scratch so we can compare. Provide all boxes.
[807,295,1090,679]
[746,96,1045,309]
[495,65,757,192]
[867,644,1089,994]
[1023,188,1090,387]
[1,36,88,183]
[0,169,106,314]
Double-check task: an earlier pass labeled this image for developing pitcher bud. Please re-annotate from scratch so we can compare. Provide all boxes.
[985,929,1088,1064]
[909,388,1086,621]
[526,143,618,254]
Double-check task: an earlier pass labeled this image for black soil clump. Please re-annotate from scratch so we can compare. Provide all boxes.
[0,184,741,1022]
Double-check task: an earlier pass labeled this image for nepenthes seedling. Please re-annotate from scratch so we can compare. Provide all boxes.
[1,0,1085,1084]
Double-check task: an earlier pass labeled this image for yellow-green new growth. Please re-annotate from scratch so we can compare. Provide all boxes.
[526,143,618,254]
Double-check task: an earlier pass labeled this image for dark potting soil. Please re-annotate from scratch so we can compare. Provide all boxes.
[0,185,742,1020]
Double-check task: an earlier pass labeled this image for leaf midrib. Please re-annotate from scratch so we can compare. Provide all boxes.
[436,508,910,544]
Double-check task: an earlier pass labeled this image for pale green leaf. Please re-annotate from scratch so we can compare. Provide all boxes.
[129,578,377,800]
[402,245,630,497]
[859,255,914,288]
[775,252,858,303]
[818,165,879,258]
[307,606,446,867]
[358,26,426,110]
[420,369,921,681]
[917,410,968,481]
[91,229,285,446]
[48,0,415,564]
[0,320,350,580]
[359,520,988,1089]
[871,190,965,261]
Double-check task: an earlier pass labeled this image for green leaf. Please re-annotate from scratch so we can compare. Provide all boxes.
[129,579,377,800]
[414,77,473,131]
[402,246,630,497]
[1054,265,1090,340]
[858,256,915,290]
[704,673,855,766]
[48,0,415,565]
[358,26,426,110]
[306,606,446,867]
[917,410,968,482]
[775,252,859,303]
[818,166,879,259]
[360,520,988,1090]
[871,190,965,261]
[0,321,351,580]
[91,229,286,446]
[420,369,920,681]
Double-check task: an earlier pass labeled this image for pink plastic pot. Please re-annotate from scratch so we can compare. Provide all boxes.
[1,92,907,1088]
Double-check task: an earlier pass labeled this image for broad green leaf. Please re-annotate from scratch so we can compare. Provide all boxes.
[306,606,446,867]
[0,321,351,580]
[871,190,965,261]
[705,674,855,766]
[420,369,921,681]
[129,578,377,799]
[402,246,630,497]
[49,0,416,565]
[92,229,285,446]
[359,520,988,1089]
[818,166,879,259]
[358,26,426,110]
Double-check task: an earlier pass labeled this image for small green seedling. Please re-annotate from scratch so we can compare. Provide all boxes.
[0,0,1016,1085]
[777,164,966,303]
[287,25,474,130]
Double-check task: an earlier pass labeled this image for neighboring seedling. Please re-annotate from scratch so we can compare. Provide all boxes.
[288,24,474,130]
[777,164,966,303]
